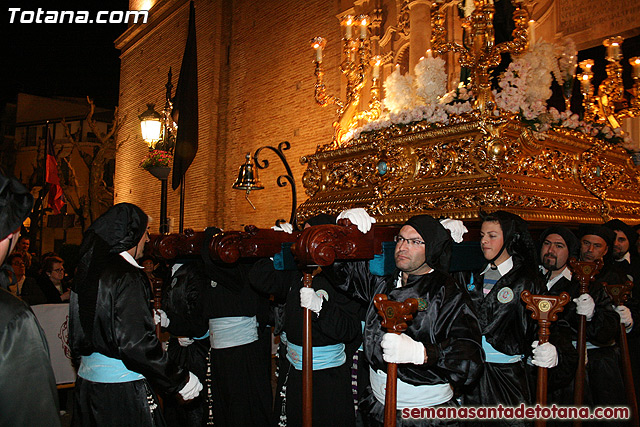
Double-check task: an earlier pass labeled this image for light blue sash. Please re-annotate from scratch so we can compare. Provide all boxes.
[369,367,453,408]
[358,321,365,352]
[572,340,612,351]
[209,316,258,349]
[482,336,524,364]
[78,352,144,383]
[283,332,346,370]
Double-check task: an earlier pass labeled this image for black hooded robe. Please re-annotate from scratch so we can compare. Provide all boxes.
[197,259,273,427]
[463,256,543,426]
[161,261,212,427]
[250,258,362,427]
[328,261,484,427]
[70,203,190,427]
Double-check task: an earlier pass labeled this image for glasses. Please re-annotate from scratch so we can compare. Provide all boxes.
[394,235,425,247]
[52,268,65,273]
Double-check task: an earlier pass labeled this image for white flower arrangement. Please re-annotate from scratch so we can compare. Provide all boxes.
[341,37,633,150]
[383,67,414,113]
[414,54,448,106]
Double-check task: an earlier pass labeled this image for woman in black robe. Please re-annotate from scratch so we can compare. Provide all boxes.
[69,203,202,427]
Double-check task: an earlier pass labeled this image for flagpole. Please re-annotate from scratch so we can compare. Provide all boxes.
[179,179,185,233]
[39,121,49,257]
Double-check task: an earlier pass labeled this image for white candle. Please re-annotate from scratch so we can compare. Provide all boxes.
[580,74,591,93]
[310,37,325,63]
[604,37,623,61]
[343,16,353,39]
[360,18,368,39]
[631,57,640,79]
[528,20,535,46]
[426,49,433,58]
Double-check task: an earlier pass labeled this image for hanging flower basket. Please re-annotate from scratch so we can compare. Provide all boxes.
[140,150,172,179]
[146,166,171,180]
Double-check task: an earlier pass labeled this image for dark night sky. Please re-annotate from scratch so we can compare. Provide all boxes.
[2,1,130,109]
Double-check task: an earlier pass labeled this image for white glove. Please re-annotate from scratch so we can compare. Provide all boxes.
[531,341,558,368]
[616,305,633,332]
[178,372,203,401]
[154,309,170,327]
[439,218,468,243]
[300,288,324,314]
[178,337,194,347]
[573,294,595,321]
[380,333,425,365]
[271,222,294,234]
[337,208,376,234]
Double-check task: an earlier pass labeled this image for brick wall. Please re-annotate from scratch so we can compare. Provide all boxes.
[115,0,342,232]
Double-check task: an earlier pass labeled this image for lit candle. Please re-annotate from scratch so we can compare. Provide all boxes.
[580,74,592,93]
[630,57,640,79]
[426,49,433,58]
[342,15,354,39]
[371,56,381,79]
[579,59,594,72]
[310,37,326,63]
[359,16,369,39]
[604,36,623,61]
[528,20,535,47]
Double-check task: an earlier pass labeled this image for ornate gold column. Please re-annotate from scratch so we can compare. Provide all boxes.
[408,1,432,73]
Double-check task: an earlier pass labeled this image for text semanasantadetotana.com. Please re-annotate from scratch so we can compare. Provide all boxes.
[401,404,630,420]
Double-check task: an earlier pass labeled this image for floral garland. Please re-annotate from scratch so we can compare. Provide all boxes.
[342,39,633,151]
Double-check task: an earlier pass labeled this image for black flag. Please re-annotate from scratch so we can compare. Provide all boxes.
[171,0,198,190]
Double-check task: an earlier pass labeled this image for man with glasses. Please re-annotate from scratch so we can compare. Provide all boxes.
[327,209,483,426]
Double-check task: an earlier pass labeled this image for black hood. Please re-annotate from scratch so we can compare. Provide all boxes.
[404,214,452,272]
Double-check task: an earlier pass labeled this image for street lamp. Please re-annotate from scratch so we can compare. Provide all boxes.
[138,103,163,148]
[139,69,177,234]
[232,141,298,229]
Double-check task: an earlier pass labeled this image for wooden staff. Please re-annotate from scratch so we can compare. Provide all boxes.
[151,276,164,339]
[568,257,602,424]
[150,275,164,409]
[302,271,314,427]
[603,281,639,427]
[521,290,570,427]
[373,294,419,427]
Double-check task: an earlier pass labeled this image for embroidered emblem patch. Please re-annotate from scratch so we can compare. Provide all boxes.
[497,287,514,304]
[315,289,329,301]
[416,298,428,311]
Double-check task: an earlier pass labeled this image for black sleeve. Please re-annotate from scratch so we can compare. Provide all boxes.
[114,271,189,394]
[547,319,578,389]
[248,257,297,300]
[164,265,210,338]
[313,275,362,344]
[323,260,384,304]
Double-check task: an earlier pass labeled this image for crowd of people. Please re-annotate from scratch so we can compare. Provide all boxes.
[2,168,640,426]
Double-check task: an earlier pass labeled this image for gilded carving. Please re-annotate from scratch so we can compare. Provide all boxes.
[297,118,640,226]
[301,156,321,197]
